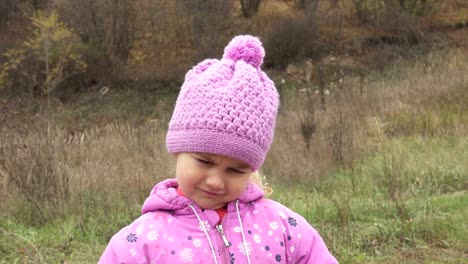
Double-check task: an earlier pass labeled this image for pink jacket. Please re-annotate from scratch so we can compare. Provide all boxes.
[99,179,338,263]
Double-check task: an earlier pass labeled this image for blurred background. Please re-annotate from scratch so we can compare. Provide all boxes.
[0,0,467,263]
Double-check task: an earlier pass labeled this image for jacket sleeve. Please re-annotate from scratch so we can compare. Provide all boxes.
[98,232,136,264]
[294,215,338,264]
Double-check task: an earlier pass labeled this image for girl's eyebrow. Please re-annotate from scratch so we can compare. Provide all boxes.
[233,163,250,170]
[197,153,250,170]
[197,153,213,160]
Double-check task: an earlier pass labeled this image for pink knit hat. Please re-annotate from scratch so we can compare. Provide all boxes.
[166,35,279,170]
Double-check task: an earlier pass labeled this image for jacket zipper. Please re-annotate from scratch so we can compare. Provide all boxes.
[216,216,231,264]
[215,224,230,247]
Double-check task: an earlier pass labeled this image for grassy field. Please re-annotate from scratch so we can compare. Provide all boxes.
[273,136,468,263]
[0,47,467,263]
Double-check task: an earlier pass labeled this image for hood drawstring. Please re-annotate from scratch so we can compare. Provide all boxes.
[236,200,252,264]
[189,201,252,264]
[189,204,218,264]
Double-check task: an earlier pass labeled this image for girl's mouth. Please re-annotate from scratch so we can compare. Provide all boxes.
[201,189,224,196]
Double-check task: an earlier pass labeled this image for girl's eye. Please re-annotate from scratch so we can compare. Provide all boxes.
[229,168,246,174]
[196,158,213,165]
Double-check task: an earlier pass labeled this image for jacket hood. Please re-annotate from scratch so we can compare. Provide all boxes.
[141,178,264,215]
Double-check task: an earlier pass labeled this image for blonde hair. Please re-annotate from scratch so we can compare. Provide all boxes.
[250,171,273,196]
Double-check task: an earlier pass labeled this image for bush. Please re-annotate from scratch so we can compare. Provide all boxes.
[176,0,232,60]
[57,0,136,78]
[353,0,435,45]
[0,10,87,100]
[0,0,16,27]
[263,15,321,69]
[354,0,436,25]
[240,0,261,18]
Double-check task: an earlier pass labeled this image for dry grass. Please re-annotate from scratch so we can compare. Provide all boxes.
[264,47,467,184]
[0,47,466,226]
[0,121,173,225]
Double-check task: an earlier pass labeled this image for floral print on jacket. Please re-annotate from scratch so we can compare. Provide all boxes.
[99,179,338,264]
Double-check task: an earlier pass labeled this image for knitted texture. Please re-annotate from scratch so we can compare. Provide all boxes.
[166,35,279,170]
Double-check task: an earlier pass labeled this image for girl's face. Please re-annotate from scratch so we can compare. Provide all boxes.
[175,152,253,210]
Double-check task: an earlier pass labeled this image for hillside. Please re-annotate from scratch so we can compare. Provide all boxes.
[0,1,467,263]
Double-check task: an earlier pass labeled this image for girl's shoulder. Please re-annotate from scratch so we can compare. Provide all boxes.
[247,198,310,229]
[243,198,337,262]
[251,198,301,216]
[111,210,176,240]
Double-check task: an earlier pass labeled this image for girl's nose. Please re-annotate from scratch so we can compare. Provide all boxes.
[205,171,224,191]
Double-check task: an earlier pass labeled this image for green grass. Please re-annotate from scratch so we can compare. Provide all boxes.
[271,136,468,263]
[1,136,466,263]
[0,191,143,263]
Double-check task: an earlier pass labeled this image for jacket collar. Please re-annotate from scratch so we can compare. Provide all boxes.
[141,178,264,215]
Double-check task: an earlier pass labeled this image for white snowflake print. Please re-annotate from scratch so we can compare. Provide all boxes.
[290,246,295,253]
[238,241,252,256]
[136,224,144,235]
[193,238,202,247]
[298,233,302,239]
[278,211,286,219]
[198,220,211,232]
[147,230,159,241]
[233,226,242,233]
[268,230,273,236]
[130,248,136,257]
[253,224,259,229]
[203,248,208,253]
[162,250,166,255]
[275,237,279,242]
[253,234,262,244]
[268,252,272,257]
[179,248,194,262]
[270,221,279,230]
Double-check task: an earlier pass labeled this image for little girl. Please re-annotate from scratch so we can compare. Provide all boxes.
[99,35,338,264]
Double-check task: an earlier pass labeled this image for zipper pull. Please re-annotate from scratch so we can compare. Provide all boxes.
[216,224,230,247]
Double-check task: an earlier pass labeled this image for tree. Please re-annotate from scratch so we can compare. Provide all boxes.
[57,0,136,78]
[177,0,232,59]
[0,0,16,26]
[110,0,136,75]
[240,0,261,18]
[0,10,87,101]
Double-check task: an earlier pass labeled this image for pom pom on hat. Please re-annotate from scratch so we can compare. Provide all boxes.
[223,35,265,68]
